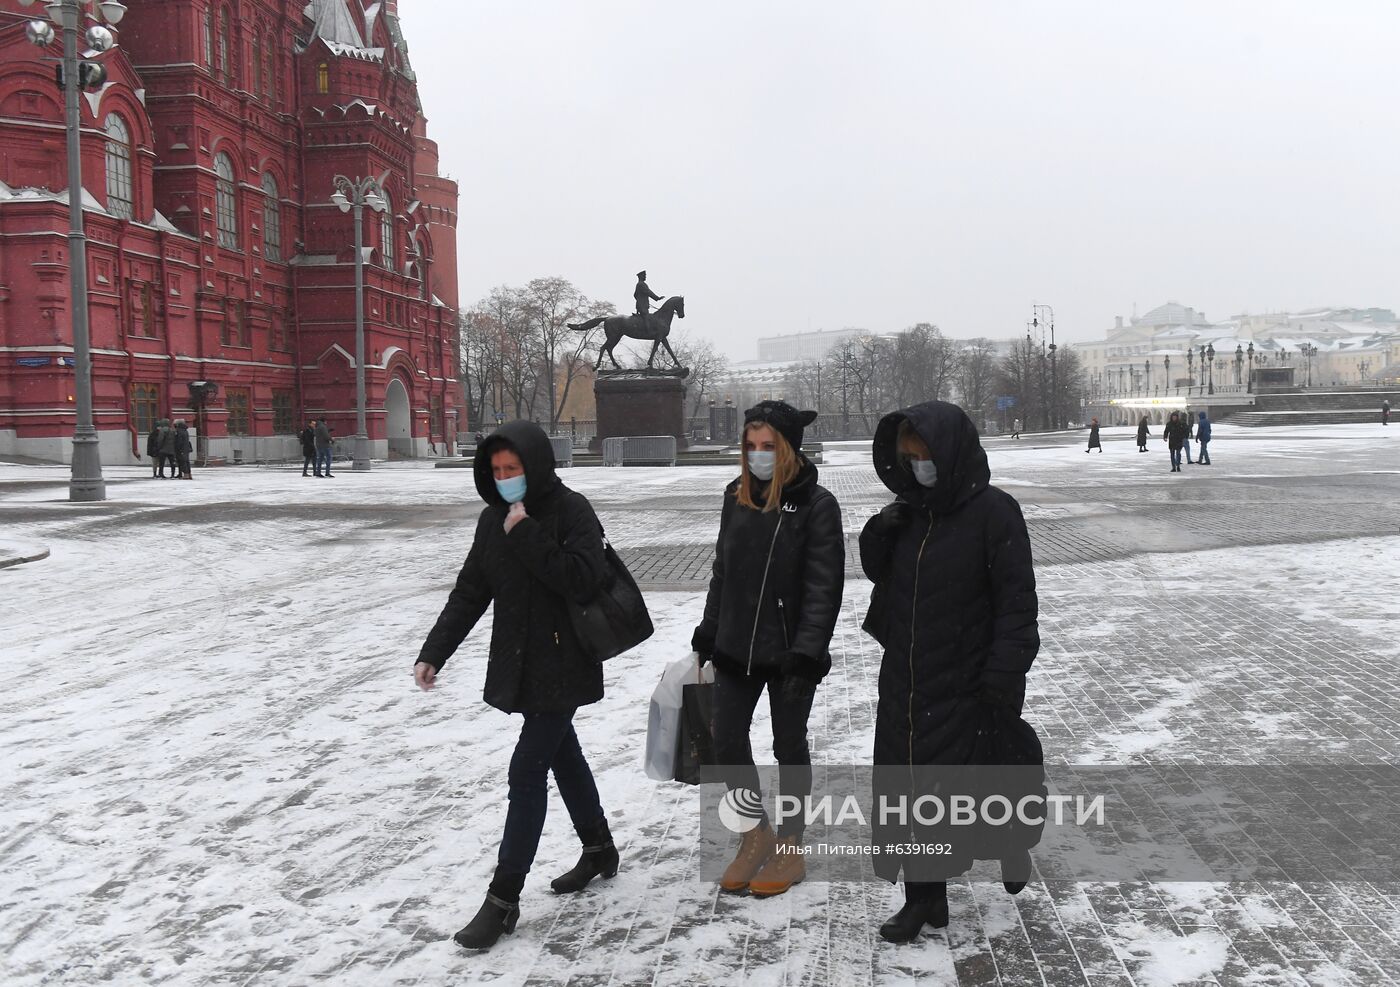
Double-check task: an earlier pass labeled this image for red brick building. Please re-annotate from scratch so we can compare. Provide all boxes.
[0,0,460,464]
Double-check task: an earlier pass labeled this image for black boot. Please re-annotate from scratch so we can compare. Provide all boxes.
[879,882,948,943]
[1002,848,1032,895]
[551,819,619,894]
[453,870,524,951]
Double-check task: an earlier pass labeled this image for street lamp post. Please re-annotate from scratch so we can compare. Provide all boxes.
[19,0,127,501]
[1206,343,1215,395]
[1032,304,1056,428]
[1234,344,1243,386]
[1163,354,1171,394]
[1246,342,1254,392]
[1186,347,1194,388]
[331,174,389,472]
[1300,343,1317,387]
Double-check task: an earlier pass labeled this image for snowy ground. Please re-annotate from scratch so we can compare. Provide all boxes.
[2,423,1398,986]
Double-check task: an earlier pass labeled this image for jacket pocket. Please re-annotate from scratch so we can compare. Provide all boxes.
[777,597,791,650]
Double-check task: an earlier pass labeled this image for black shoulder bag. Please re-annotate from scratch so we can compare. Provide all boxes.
[567,526,654,662]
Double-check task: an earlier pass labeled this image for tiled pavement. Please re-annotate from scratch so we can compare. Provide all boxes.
[3,440,1400,986]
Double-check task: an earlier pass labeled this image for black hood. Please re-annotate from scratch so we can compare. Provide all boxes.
[473,420,560,509]
[873,401,990,514]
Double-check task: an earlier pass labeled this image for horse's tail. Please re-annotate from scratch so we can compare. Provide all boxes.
[568,317,607,332]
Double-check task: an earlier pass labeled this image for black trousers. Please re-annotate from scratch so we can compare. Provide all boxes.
[712,664,817,839]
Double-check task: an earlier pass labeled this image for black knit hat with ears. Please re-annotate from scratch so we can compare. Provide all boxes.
[743,400,818,452]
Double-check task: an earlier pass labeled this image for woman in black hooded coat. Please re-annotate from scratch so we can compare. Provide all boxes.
[413,421,618,951]
[859,401,1043,942]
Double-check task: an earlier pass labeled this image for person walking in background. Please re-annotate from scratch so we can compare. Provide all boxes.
[1181,412,1195,464]
[1011,417,1022,440]
[314,417,334,477]
[1136,415,1150,453]
[173,419,193,479]
[859,401,1042,942]
[414,421,618,952]
[1196,411,1212,465]
[691,400,844,899]
[1163,411,1188,472]
[1085,417,1102,453]
[158,416,178,479]
[300,420,317,477]
[1384,399,1391,426]
[146,418,167,477]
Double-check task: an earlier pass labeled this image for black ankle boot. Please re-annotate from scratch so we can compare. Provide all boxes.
[453,870,524,951]
[1002,848,1032,895]
[452,893,519,950]
[551,820,619,894]
[879,882,948,942]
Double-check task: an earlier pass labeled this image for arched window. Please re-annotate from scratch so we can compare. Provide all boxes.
[316,62,329,94]
[252,33,262,95]
[261,172,281,262]
[214,152,238,248]
[202,7,212,66]
[217,8,230,84]
[379,191,394,269]
[104,114,133,220]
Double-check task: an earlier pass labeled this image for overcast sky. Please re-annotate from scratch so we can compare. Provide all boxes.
[398,1,1400,360]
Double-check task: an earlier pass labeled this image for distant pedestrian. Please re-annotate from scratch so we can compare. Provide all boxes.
[314,417,335,477]
[158,417,178,479]
[1181,413,1195,464]
[1135,416,1150,452]
[1011,417,1022,440]
[1196,412,1212,465]
[146,418,167,477]
[173,419,193,479]
[299,420,317,476]
[1384,400,1391,426]
[1085,418,1102,453]
[1162,411,1188,472]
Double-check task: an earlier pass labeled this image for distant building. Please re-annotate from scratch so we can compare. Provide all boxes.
[755,326,901,363]
[0,0,460,463]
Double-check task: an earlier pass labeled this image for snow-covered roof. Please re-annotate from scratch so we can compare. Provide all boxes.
[308,0,364,48]
[325,41,383,62]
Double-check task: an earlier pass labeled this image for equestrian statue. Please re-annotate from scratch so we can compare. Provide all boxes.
[569,270,686,373]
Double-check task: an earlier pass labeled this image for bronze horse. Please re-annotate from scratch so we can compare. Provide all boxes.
[570,296,685,371]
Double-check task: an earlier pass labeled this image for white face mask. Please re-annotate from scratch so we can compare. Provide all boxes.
[911,459,938,487]
[747,450,776,481]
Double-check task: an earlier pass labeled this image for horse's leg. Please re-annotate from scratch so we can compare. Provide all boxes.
[646,339,660,368]
[661,336,683,369]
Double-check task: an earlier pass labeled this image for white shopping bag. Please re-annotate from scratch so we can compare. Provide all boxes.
[644,654,714,781]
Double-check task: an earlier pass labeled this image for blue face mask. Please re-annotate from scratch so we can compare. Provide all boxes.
[495,474,527,504]
[910,459,938,488]
[747,451,776,481]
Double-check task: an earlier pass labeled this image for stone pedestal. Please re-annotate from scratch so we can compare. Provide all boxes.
[590,372,689,452]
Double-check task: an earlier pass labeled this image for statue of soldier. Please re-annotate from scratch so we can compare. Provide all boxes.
[634,270,662,332]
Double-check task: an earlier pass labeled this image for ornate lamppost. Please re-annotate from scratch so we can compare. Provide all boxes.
[1206,343,1215,395]
[1299,343,1317,388]
[1246,342,1254,392]
[330,174,389,471]
[1234,344,1243,386]
[1032,304,1056,428]
[19,0,128,501]
[1163,354,1171,393]
[1186,347,1194,387]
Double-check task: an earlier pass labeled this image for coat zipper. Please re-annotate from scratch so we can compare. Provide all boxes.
[908,516,934,767]
[747,512,786,675]
[777,598,790,649]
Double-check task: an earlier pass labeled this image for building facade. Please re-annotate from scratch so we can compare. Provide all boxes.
[0,0,459,464]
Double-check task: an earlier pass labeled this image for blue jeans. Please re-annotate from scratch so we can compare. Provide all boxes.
[315,447,333,474]
[497,711,606,877]
[1170,447,1182,470]
[1182,439,1193,463]
[1198,440,1210,464]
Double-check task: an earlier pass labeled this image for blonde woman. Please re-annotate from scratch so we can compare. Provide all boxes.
[691,401,844,898]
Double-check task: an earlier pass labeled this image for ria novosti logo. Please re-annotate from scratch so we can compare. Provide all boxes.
[717,789,765,834]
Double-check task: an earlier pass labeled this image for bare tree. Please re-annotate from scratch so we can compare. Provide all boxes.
[666,329,730,417]
[521,277,611,430]
[997,336,1046,430]
[956,337,999,423]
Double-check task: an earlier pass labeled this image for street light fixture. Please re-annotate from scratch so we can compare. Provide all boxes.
[1032,304,1056,428]
[1206,343,1215,395]
[332,172,390,472]
[1246,342,1255,392]
[1299,342,1317,388]
[1186,347,1194,386]
[20,0,127,501]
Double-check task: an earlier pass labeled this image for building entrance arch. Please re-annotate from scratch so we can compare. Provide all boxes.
[386,377,412,456]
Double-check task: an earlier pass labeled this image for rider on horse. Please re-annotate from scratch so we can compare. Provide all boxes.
[634,270,662,330]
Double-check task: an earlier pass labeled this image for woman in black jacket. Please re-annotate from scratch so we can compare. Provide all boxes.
[414,421,617,951]
[1086,417,1102,453]
[860,401,1042,942]
[1136,415,1150,452]
[691,401,844,898]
